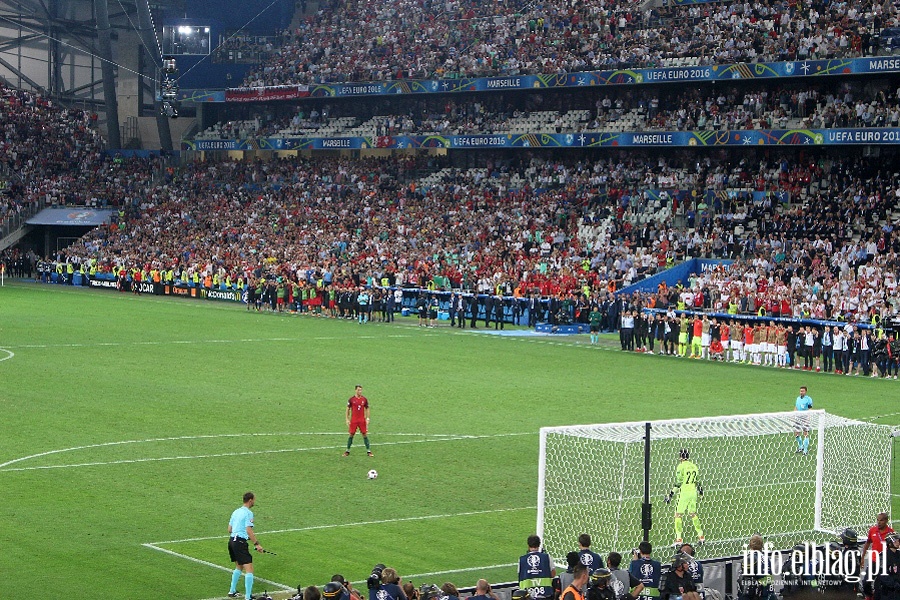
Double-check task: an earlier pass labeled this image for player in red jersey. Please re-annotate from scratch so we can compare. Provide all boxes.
[344,385,373,457]
[860,512,894,574]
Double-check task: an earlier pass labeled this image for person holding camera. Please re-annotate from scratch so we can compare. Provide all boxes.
[628,542,662,599]
[661,556,700,600]
[368,566,407,600]
[607,552,644,600]
[588,569,618,600]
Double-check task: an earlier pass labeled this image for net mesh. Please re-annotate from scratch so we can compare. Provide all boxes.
[538,411,891,562]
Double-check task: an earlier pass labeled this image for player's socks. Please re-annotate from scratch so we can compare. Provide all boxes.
[231,569,241,594]
[692,516,703,539]
[245,573,254,600]
[802,436,810,453]
[363,436,370,451]
[674,516,683,539]
[347,436,354,450]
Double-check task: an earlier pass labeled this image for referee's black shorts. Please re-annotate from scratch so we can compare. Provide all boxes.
[228,537,253,565]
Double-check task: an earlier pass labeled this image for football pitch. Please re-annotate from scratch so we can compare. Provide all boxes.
[1,282,897,600]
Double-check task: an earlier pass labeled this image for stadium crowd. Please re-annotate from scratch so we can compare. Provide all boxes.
[240,0,894,86]
[195,78,900,142]
[32,149,895,335]
[3,83,900,376]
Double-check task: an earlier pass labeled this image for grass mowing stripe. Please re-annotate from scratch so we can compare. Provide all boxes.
[152,506,538,544]
[0,432,535,472]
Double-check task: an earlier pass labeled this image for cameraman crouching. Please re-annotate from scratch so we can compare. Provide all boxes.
[368,566,408,600]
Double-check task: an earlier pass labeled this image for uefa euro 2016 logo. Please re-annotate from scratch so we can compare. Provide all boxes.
[528,555,542,568]
[742,542,888,584]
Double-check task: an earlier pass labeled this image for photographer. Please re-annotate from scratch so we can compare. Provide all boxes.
[661,556,700,600]
[628,542,662,598]
[607,552,644,599]
[874,533,900,600]
[368,566,408,600]
[588,569,618,600]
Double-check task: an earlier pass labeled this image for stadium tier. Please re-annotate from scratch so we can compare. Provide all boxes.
[240,0,895,86]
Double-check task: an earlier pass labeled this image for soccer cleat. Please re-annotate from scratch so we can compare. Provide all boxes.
[342,451,350,457]
[697,536,705,545]
[227,593,241,598]
[674,538,683,546]
[367,451,374,457]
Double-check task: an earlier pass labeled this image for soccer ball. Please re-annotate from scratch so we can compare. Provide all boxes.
[367,469,378,480]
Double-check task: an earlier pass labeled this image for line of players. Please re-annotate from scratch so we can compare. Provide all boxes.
[623,313,900,377]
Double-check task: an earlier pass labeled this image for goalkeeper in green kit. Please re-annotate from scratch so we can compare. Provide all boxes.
[664,449,705,546]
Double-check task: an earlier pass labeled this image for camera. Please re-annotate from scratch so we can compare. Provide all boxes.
[367,564,386,590]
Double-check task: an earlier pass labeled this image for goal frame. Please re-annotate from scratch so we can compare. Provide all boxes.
[537,410,892,559]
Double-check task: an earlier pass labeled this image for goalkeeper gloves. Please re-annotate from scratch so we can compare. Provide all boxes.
[698,485,703,497]
[664,492,672,504]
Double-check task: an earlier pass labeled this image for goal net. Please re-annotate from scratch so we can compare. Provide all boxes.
[537,410,892,561]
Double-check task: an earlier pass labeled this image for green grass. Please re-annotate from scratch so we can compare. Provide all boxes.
[0,281,896,600]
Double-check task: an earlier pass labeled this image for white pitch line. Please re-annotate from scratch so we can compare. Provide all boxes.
[862,412,900,422]
[152,505,537,545]
[1,335,415,350]
[0,432,466,470]
[0,348,13,363]
[0,431,533,473]
[142,543,294,591]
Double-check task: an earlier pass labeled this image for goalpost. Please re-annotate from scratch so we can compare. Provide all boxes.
[537,410,892,562]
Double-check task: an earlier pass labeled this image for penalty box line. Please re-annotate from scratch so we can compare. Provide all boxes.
[150,505,537,545]
[142,542,295,592]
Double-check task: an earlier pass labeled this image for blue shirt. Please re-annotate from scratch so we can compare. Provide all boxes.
[629,557,662,596]
[795,395,813,411]
[518,550,555,598]
[578,549,605,574]
[229,505,254,540]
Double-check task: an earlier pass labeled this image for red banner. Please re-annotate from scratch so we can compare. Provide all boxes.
[225,85,310,102]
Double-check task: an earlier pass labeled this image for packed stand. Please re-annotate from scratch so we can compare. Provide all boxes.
[195,79,900,143]
[240,0,895,86]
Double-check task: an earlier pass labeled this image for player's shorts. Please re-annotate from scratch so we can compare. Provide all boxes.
[777,345,787,356]
[701,333,710,347]
[749,343,758,355]
[349,419,368,435]
[721,340,730,350]
[590,324,600,333]
[228,537,253,565]
[676,492,698,515]
[418,308,426,318]
[679,332,688,344]
[733,341,744,352]
[429,309,438,319]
